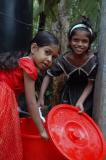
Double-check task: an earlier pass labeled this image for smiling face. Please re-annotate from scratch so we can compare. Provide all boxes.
[69,30,90,56]
[31,43,59,70]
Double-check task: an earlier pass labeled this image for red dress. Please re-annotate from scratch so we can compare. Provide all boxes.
[0,57,38,160]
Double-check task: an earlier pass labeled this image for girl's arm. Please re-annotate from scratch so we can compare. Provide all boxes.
[76,80,94,112]
[38,75,51,108]
[24,72,48,139]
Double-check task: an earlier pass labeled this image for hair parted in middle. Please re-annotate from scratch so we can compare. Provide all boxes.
[0,31,59,70]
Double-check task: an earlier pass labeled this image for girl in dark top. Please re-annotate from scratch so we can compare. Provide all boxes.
[38,17,98,116]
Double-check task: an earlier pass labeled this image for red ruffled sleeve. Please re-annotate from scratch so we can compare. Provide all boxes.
[18,57,38,80]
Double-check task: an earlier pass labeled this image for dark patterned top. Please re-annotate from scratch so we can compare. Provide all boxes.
[47,53,98,116]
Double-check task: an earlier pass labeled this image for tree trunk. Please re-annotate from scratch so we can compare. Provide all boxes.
[51,0,70,105]
[93,0,106,138]
[38,12,46,31]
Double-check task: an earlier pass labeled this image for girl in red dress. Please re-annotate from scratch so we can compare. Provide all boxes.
[0,31,59,160]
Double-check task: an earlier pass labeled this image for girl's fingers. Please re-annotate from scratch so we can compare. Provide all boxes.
[78,109,83,114]
[77,106,84,113]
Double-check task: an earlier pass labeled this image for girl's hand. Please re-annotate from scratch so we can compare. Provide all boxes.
[37,97,45,108]
[40,129,49,140]
[75,102,84,113]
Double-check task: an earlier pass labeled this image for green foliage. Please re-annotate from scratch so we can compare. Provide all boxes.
[33,0,100,28]
[33,0,100,36]
[33,0,61,34]
[64,0,99,29]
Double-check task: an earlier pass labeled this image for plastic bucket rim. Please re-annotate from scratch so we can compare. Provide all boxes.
[46,104,106,160]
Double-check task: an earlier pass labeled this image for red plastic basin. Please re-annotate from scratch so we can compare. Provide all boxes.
[20,118,66,160]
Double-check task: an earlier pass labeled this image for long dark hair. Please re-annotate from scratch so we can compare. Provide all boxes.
[0,31,59,70]
[0,51,27,70]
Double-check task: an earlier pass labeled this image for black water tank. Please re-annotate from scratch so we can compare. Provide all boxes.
[0,0,33,52]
